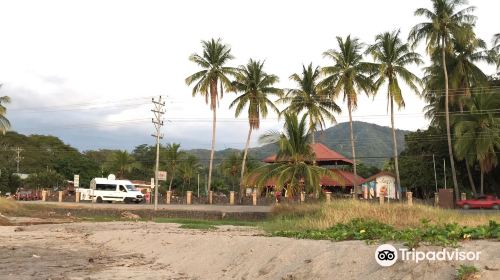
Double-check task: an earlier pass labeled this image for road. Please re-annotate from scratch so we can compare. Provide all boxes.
[18,200,273,213]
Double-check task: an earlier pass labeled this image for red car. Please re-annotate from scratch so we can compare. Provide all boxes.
[456,195,500,210]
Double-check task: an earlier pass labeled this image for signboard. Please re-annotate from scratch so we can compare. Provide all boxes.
[157,171,167,181]
[73,175,80,187]
[150,178,155,189]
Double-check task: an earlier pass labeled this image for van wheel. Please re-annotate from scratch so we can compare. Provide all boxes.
[107,201,112,203]
[124,198,131,204]
[96,197,103,203]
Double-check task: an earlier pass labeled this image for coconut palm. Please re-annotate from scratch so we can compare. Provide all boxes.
[454,90,500,195]
[366,30,423,199]
[185,38,237,196]
[164,143,186,191]
[108,150,137,179]
[281,63,341,144]
[178,154,201,193]
[321,35,375,191]
[249,113,334,198]
[219,152,244,192]
[0,85,11,135]
[409,0,476,201]
[230,59,281,199]
[492,34,500,69]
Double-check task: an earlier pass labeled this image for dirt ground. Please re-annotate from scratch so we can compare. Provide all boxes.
[0,221,499,280]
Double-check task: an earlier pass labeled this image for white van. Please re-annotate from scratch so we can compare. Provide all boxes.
[88,177,144,204]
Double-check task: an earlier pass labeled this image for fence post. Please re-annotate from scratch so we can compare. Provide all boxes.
[209,191,213,205]
[300,191,305,203]
[461,192,466,201]
[42,190,47,202]
[406,192,413,206]
[166,191,172,204]
[58,191,63,203]
[325,192,331,203]
[229,191,235,205]
[434,192,439,206]
[75,192,80,203]
[252,190,257,206]
[379,195,384,205]
[186,191,192,205]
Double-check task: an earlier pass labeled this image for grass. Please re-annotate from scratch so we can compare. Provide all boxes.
[456,265,480,280]
[264,200,500,232]
[154,217,256,230]
[261,201,500,247]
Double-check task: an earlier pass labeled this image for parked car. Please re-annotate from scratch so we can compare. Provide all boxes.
[456,195,500,210]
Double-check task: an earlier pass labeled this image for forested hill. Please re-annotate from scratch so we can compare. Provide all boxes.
[185,121,411,168]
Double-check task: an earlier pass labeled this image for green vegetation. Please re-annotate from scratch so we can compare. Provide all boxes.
[456,264,480,280]
[0,91,11,135]
[250,114,335,197]
[262,201,499,247]
[230,59,282,198]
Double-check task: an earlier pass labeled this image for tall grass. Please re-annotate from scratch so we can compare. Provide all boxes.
[0,198,23,214]
[264,200,500,232]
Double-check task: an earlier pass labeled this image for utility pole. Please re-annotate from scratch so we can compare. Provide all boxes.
[152,96,165,211]
[13,147,23,173]
[197,173,200,197]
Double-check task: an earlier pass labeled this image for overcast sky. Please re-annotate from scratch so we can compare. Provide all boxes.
[0,0,498,151]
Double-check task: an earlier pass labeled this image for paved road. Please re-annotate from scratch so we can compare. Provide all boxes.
[18,201,273,213]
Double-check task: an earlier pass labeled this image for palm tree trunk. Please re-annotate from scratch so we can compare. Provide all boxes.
[442,37,459,201]
[239,127,252,200]
[207,100,216,199]
[390,99,401,200]
[347,99,358,195]
[168,171,173,191]
[480,167,484,196]
[465,159,478,197]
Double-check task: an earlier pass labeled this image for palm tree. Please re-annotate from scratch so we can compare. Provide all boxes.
[249,113,334,198]
[409,0,476,201]
[185,38,237,197]
[321,35,374,192]
[454,90,500,195]
[164,143,185,191]
[281,63,341,144]
[230,59,281,199]
[108,150,137,179]
[179,154,201,193]
[492,34,500,69]
[366,30,423,199]
[0,85,11,135]
[219,152,244,192]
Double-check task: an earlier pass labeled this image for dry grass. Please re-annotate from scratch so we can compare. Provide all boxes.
[269,200,500,231]
[0,198,24,215]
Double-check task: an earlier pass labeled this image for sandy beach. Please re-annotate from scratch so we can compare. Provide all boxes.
[0,221,499,280]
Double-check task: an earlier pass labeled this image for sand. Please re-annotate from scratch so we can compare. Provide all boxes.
[0,221,499,280]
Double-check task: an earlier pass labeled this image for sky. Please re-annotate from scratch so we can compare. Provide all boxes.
[0,0,498,151]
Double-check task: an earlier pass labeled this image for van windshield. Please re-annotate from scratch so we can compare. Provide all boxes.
[125,185,137,191]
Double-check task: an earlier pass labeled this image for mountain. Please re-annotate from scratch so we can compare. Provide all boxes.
[185,121,411,168]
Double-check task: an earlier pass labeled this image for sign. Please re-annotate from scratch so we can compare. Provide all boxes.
[157,171,167,181]
[150,178,155,189]
[73,175,80,187]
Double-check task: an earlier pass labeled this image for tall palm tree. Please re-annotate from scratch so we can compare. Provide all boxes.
[230,59,281,199]
[492,34,500,69]
[281,63,341,144]
[179,154,201,193]
[108,150,137,179]
[0,85,11,135]
[409,0,476,201]
[321,35,374,192]
[164,143,185,191]
[250,113,334,198]
[185,38,237,196]
[454,90,500,195]
[366,30,423,199]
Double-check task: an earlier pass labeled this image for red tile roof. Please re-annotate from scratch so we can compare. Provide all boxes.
[263,143,353,165]
[321,169,365,187]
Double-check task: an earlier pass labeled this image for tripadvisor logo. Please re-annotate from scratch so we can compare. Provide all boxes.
[375,244,481,266]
